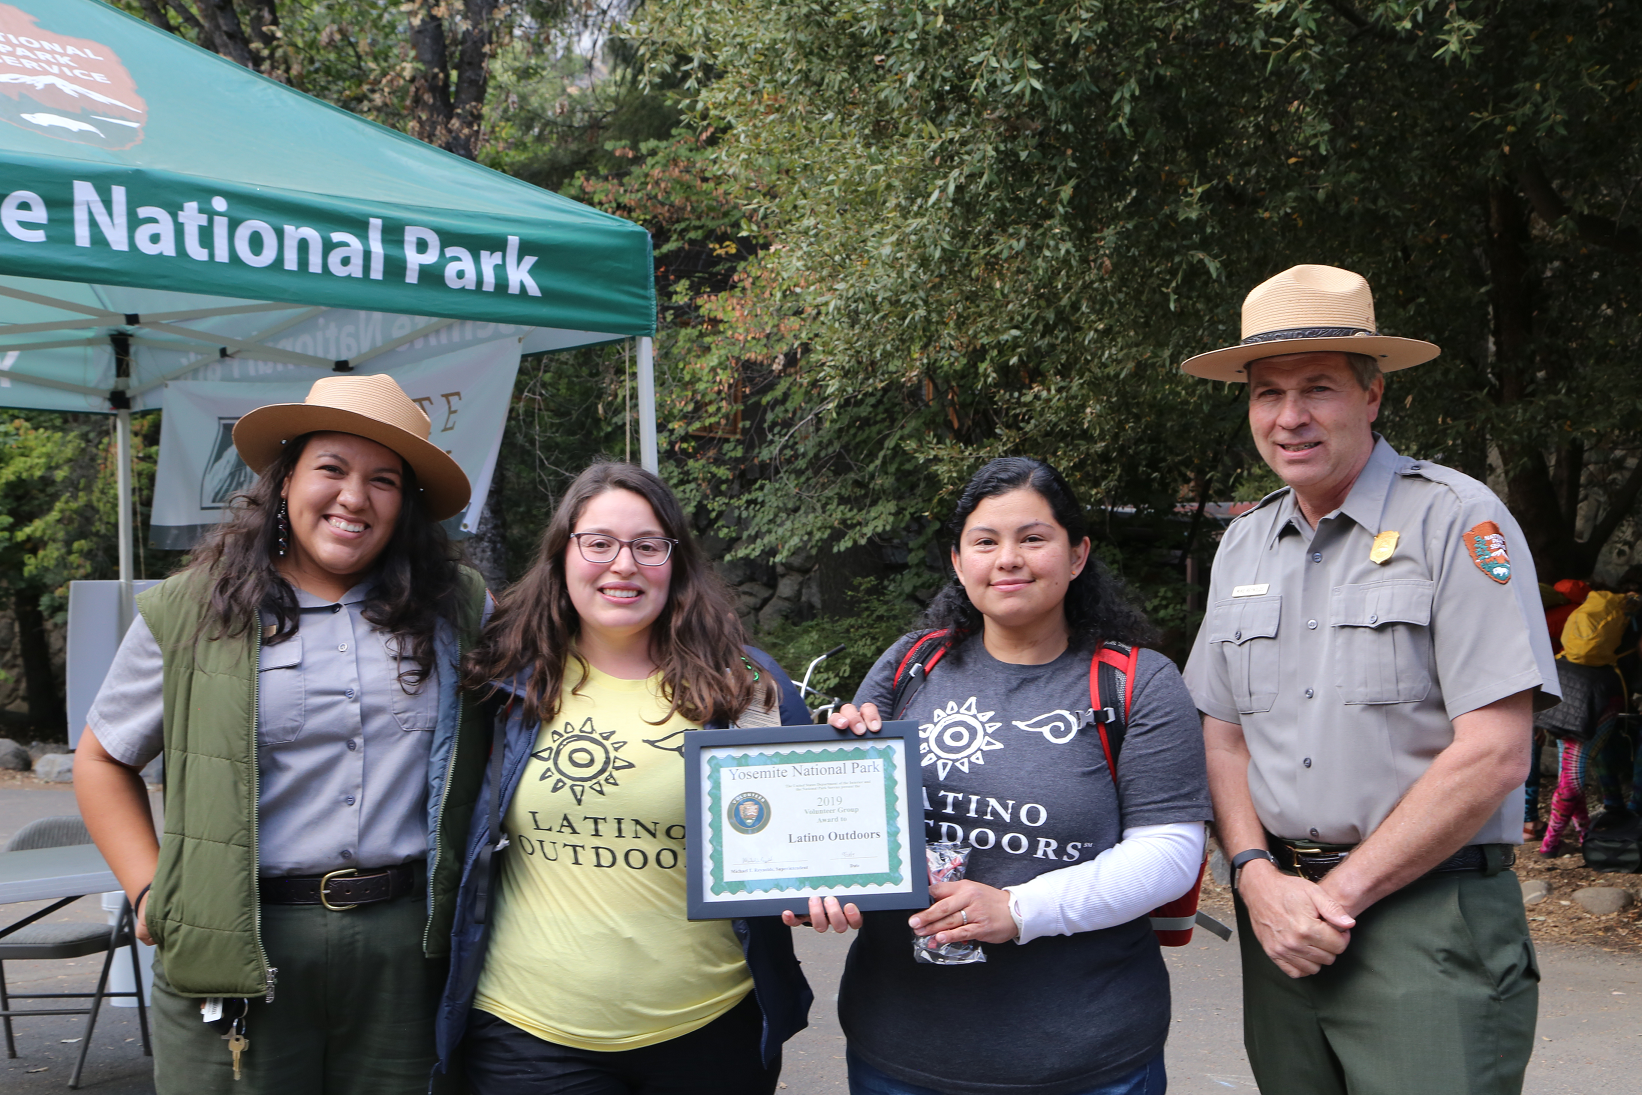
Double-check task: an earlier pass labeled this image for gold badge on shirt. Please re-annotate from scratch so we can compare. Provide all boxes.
[1369,530,1399,565]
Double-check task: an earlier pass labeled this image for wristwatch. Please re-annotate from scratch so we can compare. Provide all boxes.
[1230,848,1278,887]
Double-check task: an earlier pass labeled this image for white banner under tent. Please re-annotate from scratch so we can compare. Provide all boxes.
[151,335,524,549]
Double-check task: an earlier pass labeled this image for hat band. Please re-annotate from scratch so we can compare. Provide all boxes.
[1241,326,1373,345]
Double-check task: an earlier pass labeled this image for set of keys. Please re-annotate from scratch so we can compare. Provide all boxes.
[201,997,250,1081]
[224,1016,249,1081]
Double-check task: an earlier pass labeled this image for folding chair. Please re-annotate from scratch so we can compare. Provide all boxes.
[0,816,151,1088]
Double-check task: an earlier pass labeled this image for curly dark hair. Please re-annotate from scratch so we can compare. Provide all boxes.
[462,462,773,726]
[921,457,1157,649]
[182,431,465,686]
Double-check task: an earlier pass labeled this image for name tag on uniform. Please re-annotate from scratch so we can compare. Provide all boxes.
[1232,584,1270,598]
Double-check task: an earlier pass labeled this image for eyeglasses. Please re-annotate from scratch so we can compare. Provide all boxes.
[570,532,678,567]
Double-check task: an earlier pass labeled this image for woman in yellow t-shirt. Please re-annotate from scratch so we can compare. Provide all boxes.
[432,462,823,1095]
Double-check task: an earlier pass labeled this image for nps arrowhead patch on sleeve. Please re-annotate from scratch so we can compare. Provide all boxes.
[1466,521,1512,583]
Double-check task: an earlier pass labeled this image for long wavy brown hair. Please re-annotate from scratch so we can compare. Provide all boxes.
[463,462,770,725]
[183,431,464,685]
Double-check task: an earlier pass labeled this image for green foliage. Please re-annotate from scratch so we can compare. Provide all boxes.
[0,413,164,616]
[629,0,1640,584]
[491,344,638,576]
[753,578,923,709]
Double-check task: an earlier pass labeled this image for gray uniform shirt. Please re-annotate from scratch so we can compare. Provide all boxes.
[87,582,441,876]
[1183,438,1560,847]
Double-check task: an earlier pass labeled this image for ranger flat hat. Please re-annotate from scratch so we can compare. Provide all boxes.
[232,374,471,521]
[1180,264,1440,382]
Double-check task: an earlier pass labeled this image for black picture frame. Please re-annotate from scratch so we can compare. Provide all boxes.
[683,722,929,921]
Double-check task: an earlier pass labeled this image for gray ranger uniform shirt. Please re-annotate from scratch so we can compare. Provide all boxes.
[87,582,441,876]
[1183,437,1559,847]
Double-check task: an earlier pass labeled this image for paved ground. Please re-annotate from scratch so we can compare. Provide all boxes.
[2,786,1636,1093]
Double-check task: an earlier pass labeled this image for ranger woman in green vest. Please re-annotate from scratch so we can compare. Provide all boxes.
[75,375,492,1095]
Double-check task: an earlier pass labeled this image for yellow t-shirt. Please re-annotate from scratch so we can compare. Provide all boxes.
[473,666,752,1050]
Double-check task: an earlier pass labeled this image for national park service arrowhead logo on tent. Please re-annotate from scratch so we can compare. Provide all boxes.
[0,4,144,150]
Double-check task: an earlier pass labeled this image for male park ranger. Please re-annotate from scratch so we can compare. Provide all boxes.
[1181,265,1559,1095]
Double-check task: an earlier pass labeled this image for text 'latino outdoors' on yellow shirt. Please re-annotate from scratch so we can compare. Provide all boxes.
[473,665,752,1051]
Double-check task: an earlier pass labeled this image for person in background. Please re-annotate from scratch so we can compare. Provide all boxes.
[435,462,821,1095]
[1527,578,1592,838]
[1180,265,1558,1095]
[74,375,489,1094]
[828,457,1211,1095]
[1544,579,1591,657]
[1537,588,1642,854]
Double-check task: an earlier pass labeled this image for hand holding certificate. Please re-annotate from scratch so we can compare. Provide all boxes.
[683,723,928,920]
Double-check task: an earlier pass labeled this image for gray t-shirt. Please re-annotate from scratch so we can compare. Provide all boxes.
[839,633,1212,1095]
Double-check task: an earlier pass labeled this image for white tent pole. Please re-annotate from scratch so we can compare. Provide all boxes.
[636,336,658,474]
[115,406,135,634]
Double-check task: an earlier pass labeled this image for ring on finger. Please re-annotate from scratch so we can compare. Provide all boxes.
[960,909,969,925]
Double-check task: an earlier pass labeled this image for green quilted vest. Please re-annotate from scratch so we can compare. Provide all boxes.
[138,565,490,998]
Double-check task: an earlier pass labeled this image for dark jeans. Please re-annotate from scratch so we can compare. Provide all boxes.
[846,1048,1165,1095]
[463,992,779,1095]
[150,876,448,1095]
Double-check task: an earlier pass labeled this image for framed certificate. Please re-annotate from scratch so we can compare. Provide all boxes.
[683,723,928,920]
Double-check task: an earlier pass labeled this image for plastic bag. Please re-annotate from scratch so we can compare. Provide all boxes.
[912,842,986,965]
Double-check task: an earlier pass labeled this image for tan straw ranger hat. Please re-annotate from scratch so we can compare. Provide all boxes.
[1179,264,1440,382]
[232,374,472,521]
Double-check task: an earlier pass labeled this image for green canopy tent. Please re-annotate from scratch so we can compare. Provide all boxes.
[0,0,659,600]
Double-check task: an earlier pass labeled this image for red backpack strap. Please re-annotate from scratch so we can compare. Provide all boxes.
[892,629,951,687]
[1089,642,1138,788]
[889,628,953,719]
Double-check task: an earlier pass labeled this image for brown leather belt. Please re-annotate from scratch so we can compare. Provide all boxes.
[1270,838,1514,884]
[260,863,416,910]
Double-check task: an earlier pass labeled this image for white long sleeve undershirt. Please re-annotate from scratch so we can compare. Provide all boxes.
[1005,822,1206,944]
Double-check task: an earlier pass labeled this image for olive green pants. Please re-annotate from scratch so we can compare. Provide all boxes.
[150,882,450,1095]
[1235,869,1538,1095]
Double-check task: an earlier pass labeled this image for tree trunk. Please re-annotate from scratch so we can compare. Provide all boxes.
[407,0,499,160]
[464,468,510,592]
[409,1,457,151]
[13,588,64,739]
[1487,184,1591,578]
[196,0,256,69]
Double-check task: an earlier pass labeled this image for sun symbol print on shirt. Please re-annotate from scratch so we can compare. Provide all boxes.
[919,697,1004,780]
[532,717,635,804]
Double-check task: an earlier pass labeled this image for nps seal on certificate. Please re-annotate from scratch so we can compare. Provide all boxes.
[728,791,772,835]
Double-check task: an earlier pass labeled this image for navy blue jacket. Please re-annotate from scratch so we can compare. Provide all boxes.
[433,647,814,1074]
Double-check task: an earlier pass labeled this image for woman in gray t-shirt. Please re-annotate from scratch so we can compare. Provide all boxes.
[823,458,1212,1095]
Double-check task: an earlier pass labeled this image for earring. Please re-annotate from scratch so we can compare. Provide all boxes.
[276,499,289,558]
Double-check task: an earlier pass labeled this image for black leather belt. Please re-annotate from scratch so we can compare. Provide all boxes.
[1270,838,1514,884]
[260,863,416,910]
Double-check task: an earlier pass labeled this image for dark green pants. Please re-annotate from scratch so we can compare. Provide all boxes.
[151,883,448,1095]
[1235,869,1538,1095]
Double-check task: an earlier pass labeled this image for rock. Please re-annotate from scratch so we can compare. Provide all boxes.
[801,571,823,615]
[1208,849,1231,887]
[1572,887,1634,915]
[775,573,804,602]
[1521,879,1550,905]
[758,597,795,632]
[28,741,70,763]
[33,752,74,783]
[140,754,165,785]
[736,583,774,616]
[0,738,29,771]
[716,558,752,587]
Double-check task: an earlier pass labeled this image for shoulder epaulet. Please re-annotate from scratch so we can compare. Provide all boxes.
[1393,458,1499,505]
[1224,485,1290,530]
